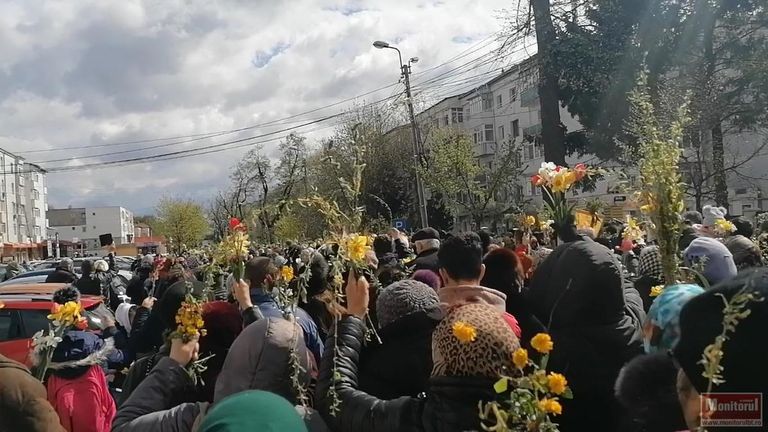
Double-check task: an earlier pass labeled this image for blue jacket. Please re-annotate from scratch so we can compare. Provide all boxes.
[250,290,324,365]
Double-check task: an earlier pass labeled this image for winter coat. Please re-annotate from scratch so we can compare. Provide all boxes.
[527,237,645,432]
[377,252,400,269]
[0,354,65,432]
[634,274,663,313]
[359,311,441,399]
[46,268,78,284]
[75,275,102,297]
[409,248,439,273]
[505,289,547,351]
[113,318,328,432]
[316,315,500,432]
[47,365,115,432]
[126,274,150,305]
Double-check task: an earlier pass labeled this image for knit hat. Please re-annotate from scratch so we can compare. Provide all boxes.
[412,269,441,291]
[431,303,519,378]
[644,284,704,353]
[701,205,728,228]
[683,237,737,285]
[673,269,768,395]
[200,390,308,432]
[376,279,441,329]
[637,245,663,280]
[412,227,440,242]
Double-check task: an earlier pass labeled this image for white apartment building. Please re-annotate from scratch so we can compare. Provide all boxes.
[49,206,135,253]
[0,149,48,247]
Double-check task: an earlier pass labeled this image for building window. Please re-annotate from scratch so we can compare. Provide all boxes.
[450,108,463,123]
[72,227,76,231]
[33,208,40,218]
[473,128,480,144]
[484,124,494,142]
[526,144,535,160]
[743,203,753,209]
[498,125,505,140]
[482,94,493,111]
[82,226,87,233]
[469,97,482,114]
[35,226,41,236]
[509,87,517,102]
[511,120,520,138]
[496,94,503,108]
[443,115,449,126]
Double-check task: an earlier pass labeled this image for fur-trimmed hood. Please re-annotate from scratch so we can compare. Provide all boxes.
[32,331,116,379]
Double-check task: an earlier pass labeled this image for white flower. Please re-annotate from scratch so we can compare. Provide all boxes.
[541,162,557,171]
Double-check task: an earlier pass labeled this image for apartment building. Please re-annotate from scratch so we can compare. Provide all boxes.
[0,149,49,259]
[49,206,135,253]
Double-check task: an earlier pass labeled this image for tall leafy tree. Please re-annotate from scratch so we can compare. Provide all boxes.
[154,198,209,252]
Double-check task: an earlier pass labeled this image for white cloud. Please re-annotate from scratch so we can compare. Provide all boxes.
[0,0,511,214]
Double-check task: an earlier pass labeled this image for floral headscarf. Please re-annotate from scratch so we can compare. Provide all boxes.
[644,284,704,353]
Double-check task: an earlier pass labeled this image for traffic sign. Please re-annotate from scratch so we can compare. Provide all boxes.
[393,218,409,230]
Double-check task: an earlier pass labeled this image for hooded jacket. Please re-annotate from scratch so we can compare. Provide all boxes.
[113,318,328,432]
[527,237,645,432]
[437,285,507,312]
[0,354,65,432]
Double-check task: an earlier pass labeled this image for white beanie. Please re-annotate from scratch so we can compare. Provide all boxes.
[702,205,728,228]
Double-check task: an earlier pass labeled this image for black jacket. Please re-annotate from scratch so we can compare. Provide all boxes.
[359,312,440,400]
[409,248,439,273]
[45,268,77,284]
[74,275,102,297]
[527,237,645,432]
[316,315,500,432]
[633,274,662,313]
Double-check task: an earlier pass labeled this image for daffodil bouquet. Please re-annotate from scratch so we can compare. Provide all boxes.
[215,217,251,281]
[170,284,211,384]
[272,265,299,316]
[712,218,737,238]
[31,301,89,381]
[531,163,593,240]
[480,333,573,432]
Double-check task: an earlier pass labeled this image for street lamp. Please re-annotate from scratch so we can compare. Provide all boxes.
[372,40,430,228]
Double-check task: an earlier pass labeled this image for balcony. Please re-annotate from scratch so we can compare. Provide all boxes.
[475,141,497,157]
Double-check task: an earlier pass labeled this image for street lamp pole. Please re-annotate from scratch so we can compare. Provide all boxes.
[373,41,429,229]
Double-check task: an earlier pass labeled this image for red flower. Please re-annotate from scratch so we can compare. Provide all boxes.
[228,217,241,230]
[75,317,88,330]
[531,174,544,186]
[574,163,588,181]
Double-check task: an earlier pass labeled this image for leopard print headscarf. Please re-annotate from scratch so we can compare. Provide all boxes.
[431,303,519,378]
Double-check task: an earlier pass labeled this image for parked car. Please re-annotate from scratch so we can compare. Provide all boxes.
[0,268,132,287]
[0,284,114,365]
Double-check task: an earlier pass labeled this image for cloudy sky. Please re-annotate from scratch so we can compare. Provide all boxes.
[0,0,522,215]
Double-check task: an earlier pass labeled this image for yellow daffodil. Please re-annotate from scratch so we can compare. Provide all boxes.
[562,170,577,189]
[531,333,554,354]
[524,215,536,227]
[48,301,83,326]
[512,348,529,369]
[280,265,294,281]
[452,321,477,344]
[547,373,568,395]
[650,285,664,297]
[551,173,568,193]
[173,298,206,342]
[347,234,370,263]
[714,219,736,235]
[538,398,563,415]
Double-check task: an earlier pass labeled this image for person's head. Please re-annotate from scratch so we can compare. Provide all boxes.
[701,205,727,229]
[643,284,704,354]
[305,252,329,298]
[476,230,493,255]
[115,303,137,333]
[376,280,441,329]
[724,235,763,270]
[199,301,244,402]
[480,248,524,299]
[438,232,484,286]
[673,269,768,431]
[6,261,20,271]
[93,259,109,273]
[372,235,394,257]
[200,390,308,432]
[58,257,74,273]
[683,237,737,285]
[80,259,94,277]
[214,318,312,405]
[53,285,81,305]
[682,210,703,226]
[412,269,441,291]
[155,280,205,329]
[412,227,441,254]
[731,217,754,238]
[431,303,519,378]
[244,257,278,291]
[637,245,663,280]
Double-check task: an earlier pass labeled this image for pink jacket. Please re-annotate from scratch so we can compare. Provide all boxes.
[47,365,115,432]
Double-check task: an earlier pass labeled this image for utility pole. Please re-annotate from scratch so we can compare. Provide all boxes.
[373,40,429,228]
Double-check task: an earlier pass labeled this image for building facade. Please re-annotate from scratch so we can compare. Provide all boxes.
[0,148,49,261]
[49,206,135,253]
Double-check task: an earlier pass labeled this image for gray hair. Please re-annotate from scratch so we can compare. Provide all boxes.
[93,259,109,272]
[415,238,440,252]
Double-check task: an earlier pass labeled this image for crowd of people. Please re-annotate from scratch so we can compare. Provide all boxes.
[1,205,768,432]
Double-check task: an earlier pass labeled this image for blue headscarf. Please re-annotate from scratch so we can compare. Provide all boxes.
[644,284,704,353]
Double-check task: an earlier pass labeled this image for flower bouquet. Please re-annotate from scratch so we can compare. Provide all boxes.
[170,283,210,384]
[480,333,573,432]
[216,217,251,281]
[531,162,593,242]
[31,301,89,381]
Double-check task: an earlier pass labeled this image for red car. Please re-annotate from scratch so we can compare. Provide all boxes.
[0,283,114,365]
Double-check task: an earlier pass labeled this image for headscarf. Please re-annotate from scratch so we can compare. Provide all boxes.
[644,284,704,353]
[637,245,663,279]
[114,303,135,334]
[199,390,307,432]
